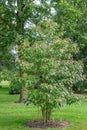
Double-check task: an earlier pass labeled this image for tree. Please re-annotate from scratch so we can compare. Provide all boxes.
[0,0,52,102]
[51,0,87,42]
[50,0,87,91]
[16,20,83,124]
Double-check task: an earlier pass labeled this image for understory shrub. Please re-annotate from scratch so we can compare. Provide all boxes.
[73,80,87,93]
[0,85,2,88]
[9,77,21,94]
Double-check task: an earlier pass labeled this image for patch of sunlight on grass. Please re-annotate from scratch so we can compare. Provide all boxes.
[0,80,10,87]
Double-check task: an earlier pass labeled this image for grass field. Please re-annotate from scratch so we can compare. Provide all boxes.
[0,87,87,130]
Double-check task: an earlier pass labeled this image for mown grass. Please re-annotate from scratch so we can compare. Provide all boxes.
[0,86,87,130]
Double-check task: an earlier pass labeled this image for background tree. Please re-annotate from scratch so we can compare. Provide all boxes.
[50,0,87,91]
[0,0,52,102]
[51,0,87,42]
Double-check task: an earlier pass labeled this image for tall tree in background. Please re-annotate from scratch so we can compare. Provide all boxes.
[51,0,87,81]
[0,0,52,102]
[51,0,87,42]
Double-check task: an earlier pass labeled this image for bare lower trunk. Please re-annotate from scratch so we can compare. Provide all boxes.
[18,67,24,103]
[41,107,51,125]
[41,95,52,125]
[19,86,24,103]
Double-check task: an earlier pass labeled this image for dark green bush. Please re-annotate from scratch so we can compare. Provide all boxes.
[9,78,21,95]
[73,80,87,93]
[0,85,2,88]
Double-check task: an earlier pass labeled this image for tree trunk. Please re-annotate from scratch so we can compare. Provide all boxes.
[18,67,24,103]
[41,107,51,125]
[41,95,52,125]
[16,0,25,103]
[19,86,24,103]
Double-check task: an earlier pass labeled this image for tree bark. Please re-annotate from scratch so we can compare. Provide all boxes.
[16,0,25,103]
[19,86,24,103]
[41,95,52,125]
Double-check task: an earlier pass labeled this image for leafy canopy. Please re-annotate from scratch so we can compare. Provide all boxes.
[15,20,83,123]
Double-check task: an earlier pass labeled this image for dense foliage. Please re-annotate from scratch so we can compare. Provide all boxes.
[9,76,21,94]
[14,21,83,123]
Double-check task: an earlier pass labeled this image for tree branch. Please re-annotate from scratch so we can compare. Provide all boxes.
[8,1,13,7]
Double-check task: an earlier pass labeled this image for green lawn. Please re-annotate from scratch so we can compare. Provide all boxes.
[0,87,87,130]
